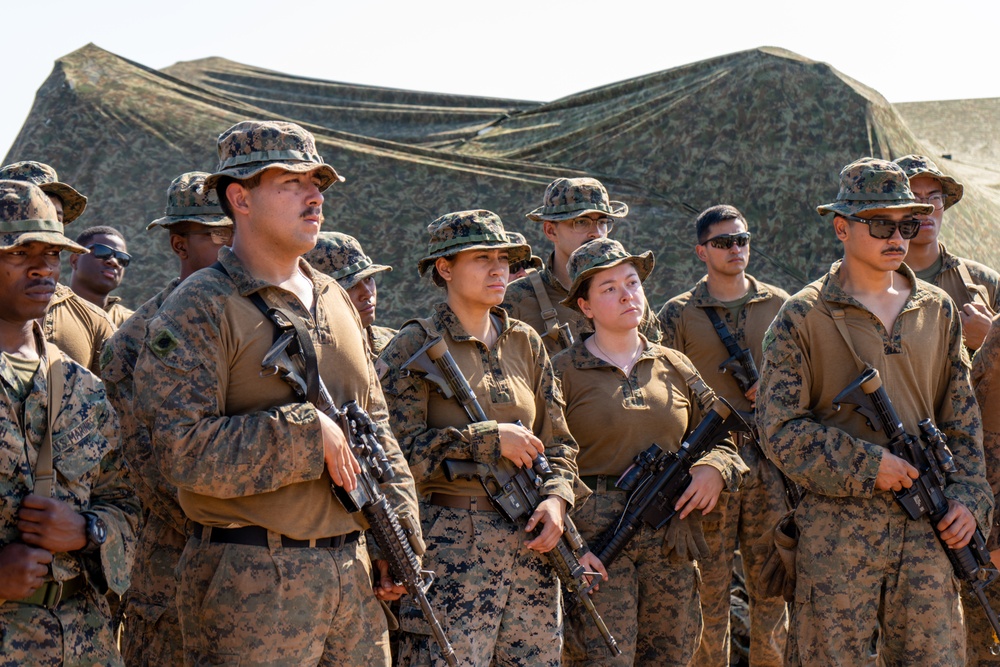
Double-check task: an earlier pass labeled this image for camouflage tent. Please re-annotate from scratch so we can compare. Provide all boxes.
[6,43,997,326]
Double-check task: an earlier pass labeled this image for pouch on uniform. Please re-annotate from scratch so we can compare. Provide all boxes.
[756,508,798,603]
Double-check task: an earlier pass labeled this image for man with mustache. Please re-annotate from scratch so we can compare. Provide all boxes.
[0,179,139,665]
[69,226,133,327]
[131,121,421,666]
[756,158,991,665]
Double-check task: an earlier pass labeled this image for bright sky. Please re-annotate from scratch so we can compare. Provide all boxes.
[3,0,998,159]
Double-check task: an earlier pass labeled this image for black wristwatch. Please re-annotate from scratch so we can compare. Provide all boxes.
[80,511,107,553]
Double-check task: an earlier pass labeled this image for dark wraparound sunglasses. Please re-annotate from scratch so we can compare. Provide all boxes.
[703,232,752,249]
[839,214,920,240]
[87,243,131,267]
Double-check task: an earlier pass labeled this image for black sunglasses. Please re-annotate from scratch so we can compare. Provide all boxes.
[703,232,752,249]
[87,243,131,267]
[839,214,920,240]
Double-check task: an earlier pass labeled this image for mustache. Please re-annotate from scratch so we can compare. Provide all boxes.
[26,278,56,290]
[882,247,906,255]
[302,207,323,220]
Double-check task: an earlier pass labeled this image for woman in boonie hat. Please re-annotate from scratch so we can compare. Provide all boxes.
[379,209,598,667]
[551,238,747,665]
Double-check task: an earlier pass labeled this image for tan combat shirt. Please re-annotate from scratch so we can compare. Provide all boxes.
[378,302,582,505]
[658,275,789,411]
[134,248,420,541]
[757,261,991,527]
[105,297,134,328]
[552,338,746,488]
[932,242,1000,315]
[42,283,117,375]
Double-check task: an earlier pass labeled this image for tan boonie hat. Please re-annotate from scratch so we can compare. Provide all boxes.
[893,155,964,210]
[817,157,933,218]
[0,161,88,224]
[147,171,233,230]
[418,209,530,276]
[505,231,544,271]
[304,231,392,289]
[526,177,628,222]
[561,238,654,310]
[0,180,88,253]
[203,120,344,192]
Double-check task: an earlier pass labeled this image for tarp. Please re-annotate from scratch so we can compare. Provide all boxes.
[6,43,997,326]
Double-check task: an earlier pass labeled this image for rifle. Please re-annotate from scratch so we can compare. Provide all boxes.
[834,366,1000,653]
[262,330,458,666]
[589,396,748,570]
[403,330,621,657]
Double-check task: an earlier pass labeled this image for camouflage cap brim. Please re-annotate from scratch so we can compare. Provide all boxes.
[146,212,233,230]
[0,224,88,254]
[203,160,343,193]
[335,263,392,290]
[908,173,964,210]
[562,251,655,310]
[37,182,87,224]
[526,199,629,222]
[817,200,934,217]
[527,255,544,271]
[418,241,531,277]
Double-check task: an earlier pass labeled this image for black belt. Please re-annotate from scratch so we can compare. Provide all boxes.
[192,523,360,549]
[13,575,86,608]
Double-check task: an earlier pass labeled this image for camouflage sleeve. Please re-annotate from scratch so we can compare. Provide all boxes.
[685,368,748,491]
[657,299,681,350]
[972,321,1000,547]
[756,306,884,497]
[378,326,500,486]
[135,311,326,498]
[639,298,662,345]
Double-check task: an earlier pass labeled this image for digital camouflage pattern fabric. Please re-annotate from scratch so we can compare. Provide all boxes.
[525,177,629,222]
[0,180,86,252]
[304,230,392,290]
[0,161,87,223]
[146,171,231,229]
[417,209,530,276]
[816,157,933,218]
[893,154,964,209]
[561,238,653,309]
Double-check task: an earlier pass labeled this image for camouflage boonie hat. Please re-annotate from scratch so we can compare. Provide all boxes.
[817,158,934,218]
[147,171,233,230]
[304,231,392,289]
[505,231,544,270]
[561,238,654,310]
[0,180,87,253]
[0,161,87,223]
[203,120,344,192]
[526,177,628,222]
[893,155,964,210]
[418,210,530,276]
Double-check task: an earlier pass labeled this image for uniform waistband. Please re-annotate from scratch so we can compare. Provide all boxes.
[428,493,498,512]
[12,575,86,608]
[581,474,623,493]
[191,522,360,549]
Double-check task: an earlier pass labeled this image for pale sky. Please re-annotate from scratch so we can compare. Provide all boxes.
[3,0,998,158]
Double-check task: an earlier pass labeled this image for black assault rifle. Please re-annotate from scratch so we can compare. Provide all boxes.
[403,332,621,657]
[834,367,1000,653]
[589,396,749,569]
[262,330,458,666]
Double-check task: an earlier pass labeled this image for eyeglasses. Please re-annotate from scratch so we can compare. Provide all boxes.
[87,243,131,267]
[914,193,946,210]
[181,228,234,245]
[565,216,614,233]
[509,260,531,274]
[839,213,920,240]
[703,232,752,249]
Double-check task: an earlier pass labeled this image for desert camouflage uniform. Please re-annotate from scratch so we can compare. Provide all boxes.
[757,261,992,666]
[659,275,790,667]
[0,161,88,224]
[104,297,134,328]
[379,300,582,667]
[43,283,117,375]
[925,243,1000,316]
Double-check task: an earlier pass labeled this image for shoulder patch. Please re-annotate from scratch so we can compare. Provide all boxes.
[150,328,179,359]
[762,327,776,354]
[98,342,114,372]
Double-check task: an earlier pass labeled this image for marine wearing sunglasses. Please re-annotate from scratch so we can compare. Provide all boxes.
[701,231,752,249]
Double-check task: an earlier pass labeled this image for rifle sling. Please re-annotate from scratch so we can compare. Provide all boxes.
[526,268,567,346]
[34,342,64,498]
[704,307,744,359]
[956,260,994,315]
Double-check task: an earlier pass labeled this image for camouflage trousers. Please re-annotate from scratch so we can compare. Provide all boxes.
[787,492,964,667]
[563,485,702,667]
[695,439,790,667]
[176,529,391,666]
[396,501,562,667]
[964,579,1000,666]
[120,512,186,667]
[0,585,122,667]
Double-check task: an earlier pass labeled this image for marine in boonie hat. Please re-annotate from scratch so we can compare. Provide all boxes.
[816,157,933,218]
[0,180,88,253]
[505,231,544,272]
[893,155,964,210]
[418,210,530,276]
[0,161,88,224]
[561,238,654,310]
[147,171,233,230]
[305,231,392,289]
[526,177,629,222]
[203,120,344,192]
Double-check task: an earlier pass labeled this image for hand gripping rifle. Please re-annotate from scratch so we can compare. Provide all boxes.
[402,331,621,656]
[589,396,749,570]
[262,330,458,666]
[834,366,1000,654]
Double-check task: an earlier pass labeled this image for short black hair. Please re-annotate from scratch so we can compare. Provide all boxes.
[215,172,264,220]
[695,205,747,244]
[76,225,125,247]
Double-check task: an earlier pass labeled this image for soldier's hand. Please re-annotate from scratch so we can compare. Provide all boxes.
[675,464,725,519]
[372,559,406,601]
[0,542,53,600]
[874,451,919,492]
[524,496,566,553]
[498,422,544,468]
[319,411,360,491]
[17,494,87,552]
[578,550,608,592]
[961,302,992,350]
[745,380,760,405]
[937,499,977,549]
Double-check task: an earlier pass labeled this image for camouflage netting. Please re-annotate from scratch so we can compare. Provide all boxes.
[6,43,997,327]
